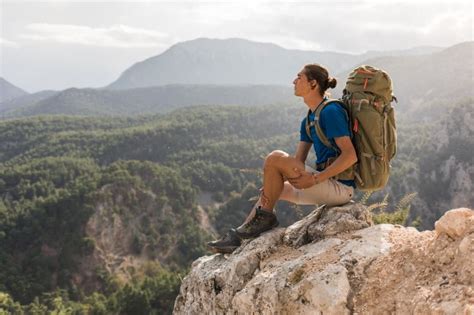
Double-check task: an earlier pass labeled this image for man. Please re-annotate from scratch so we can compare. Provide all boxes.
[208,64,357,254]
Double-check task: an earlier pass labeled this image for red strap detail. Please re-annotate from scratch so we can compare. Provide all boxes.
[375,101,384,112]
[357,69,374,75]
[353,119,359,133]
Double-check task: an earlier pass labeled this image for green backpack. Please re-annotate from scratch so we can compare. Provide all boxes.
[306,65,397,191]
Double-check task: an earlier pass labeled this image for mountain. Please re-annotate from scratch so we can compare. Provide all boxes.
[1,84,295,118]
[0,90,57,116]
[332,41,474,113]
[0,77,29,104]
[363,45,443,59]
[106,38,372,90]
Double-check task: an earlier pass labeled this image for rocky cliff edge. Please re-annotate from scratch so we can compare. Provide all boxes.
[173,203,474,314]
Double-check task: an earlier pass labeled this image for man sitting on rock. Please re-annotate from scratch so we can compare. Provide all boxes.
[208,64,358,254]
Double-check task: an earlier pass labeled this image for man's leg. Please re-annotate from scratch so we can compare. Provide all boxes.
[207,150,307,251]
[260,150,306,211]
[235,150,306,238]
[242,150,306,222]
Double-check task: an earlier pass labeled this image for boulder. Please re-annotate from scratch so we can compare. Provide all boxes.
[435,208,474,238]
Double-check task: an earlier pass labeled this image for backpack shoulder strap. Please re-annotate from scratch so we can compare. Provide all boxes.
[305,109,314,143]
[313,99,344,151]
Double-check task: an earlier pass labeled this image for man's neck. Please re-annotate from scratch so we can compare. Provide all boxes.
[304,94,324,112]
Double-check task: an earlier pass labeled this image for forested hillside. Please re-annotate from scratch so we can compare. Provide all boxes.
[0,85,295,119]
[1,98,472,313]
[0,105,298,313]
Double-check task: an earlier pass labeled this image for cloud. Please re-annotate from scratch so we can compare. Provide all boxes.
[8,1,472,54]
[231,1,473,53]
[0,37,20,48]
[19,23,170,48]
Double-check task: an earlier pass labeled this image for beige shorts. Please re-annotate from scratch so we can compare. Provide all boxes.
[285,165,354,206]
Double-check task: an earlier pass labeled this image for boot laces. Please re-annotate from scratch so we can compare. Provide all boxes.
[248,212,266,228]
[220,232,232,242]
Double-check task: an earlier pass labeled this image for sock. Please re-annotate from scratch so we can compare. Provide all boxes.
[258,206,274,214]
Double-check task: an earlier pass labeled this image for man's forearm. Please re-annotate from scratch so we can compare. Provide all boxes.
[317,151,357,182]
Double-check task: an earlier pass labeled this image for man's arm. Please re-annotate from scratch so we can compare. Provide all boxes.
[295,141,312,164]
[315,136,357,183]
[289,136,357,188]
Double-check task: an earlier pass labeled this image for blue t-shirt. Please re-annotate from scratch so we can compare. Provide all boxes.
[299,100,355,188]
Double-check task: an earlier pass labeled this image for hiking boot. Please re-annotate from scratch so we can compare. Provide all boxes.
[235,207,279,239]
[207,228,242,254]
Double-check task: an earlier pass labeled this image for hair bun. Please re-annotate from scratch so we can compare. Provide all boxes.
[328,77,337,89]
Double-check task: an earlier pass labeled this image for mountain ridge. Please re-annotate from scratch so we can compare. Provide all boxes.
[1,84,295,118]
[106,37,447,90]
[0,77,29,104]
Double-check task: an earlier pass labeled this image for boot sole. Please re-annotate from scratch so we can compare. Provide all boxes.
[207,244,239,254]
[236,220,279,239]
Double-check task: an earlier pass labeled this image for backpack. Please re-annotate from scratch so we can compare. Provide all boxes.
[305,65,397,191]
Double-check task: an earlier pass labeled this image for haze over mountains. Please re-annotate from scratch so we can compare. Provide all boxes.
[0,38,472,118]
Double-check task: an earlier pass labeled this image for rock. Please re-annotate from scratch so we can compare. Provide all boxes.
[173,204,474,314]
[458,234,473,256]
[174,202,377,314]
[173,228,285,314]
[283,202,373,247]
[435,208,474,238]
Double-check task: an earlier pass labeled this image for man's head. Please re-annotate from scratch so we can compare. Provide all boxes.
[293,64,337,97]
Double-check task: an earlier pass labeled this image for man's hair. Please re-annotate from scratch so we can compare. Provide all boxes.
[303,64,337,96]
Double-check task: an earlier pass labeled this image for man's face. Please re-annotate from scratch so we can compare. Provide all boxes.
[293,70,314,97]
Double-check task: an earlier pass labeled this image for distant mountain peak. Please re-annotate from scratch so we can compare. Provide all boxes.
[105,38,352,90]
[440,41,473,53]
[0,77,29,104]
[175,37,284,48]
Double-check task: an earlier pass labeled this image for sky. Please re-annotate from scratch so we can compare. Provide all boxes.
[1,0,473,93]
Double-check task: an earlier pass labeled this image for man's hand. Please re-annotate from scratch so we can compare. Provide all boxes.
[287,168,319,189]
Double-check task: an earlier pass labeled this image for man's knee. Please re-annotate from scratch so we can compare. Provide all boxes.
[264,150,289,168]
